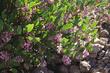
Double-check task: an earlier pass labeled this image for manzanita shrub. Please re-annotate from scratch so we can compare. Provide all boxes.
[0,0,110,72]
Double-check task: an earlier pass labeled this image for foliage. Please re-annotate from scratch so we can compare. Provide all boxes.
[0,0,110,72]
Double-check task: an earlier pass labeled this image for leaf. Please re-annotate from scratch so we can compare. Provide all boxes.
[27,36,33,41]
[62,23,73,31]
[96,2,107,7]
[26,24,34,32]
[73,16,80,25]
[61,37,69,45]
[10,68,18,73]
[50,15,56,22]
[35,37,40,42]
[91,21,98,28]
[35,21,40,26]
[82,24,87,31]
[90,29,98,37]
[16,26,22,35]
[70,51,77,58]
[0,63,5,70]
[29,2,36,8]
[18,0,25,5]
[0,19,3,32]
[63,48,69,54]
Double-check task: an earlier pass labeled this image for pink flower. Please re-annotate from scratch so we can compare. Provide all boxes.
[62,55,71,65]
[0,51,10,61]
[0,32,13,48]
[83,49,89,58]
[21,5,29,12]
[53,33,62,44]
[40,60,47,67]
[94,7,100,14]
[44,23,54,30]
[48,33,62,44]
[15,56,24,63]
[83,6,88,17]
[22,40,32,51]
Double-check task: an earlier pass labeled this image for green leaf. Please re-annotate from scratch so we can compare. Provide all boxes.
[70,51,77,58]
[33,37,40,42]
[62,23,73,31]
[61,37,69,45]
[82,24,87,31]
[73,16,80,25]
[26,24,34,32]
[0,19,3,32]
[18,0,25,5]
[29,2,36,8]
[0,63,5,70]
[16,26,22,35]
[35,21,40,26]
[90,29,98,37]
[50,15,56,22]
[10,68,18,73]
[96,2,107,7]
[27,36,33,41]
[91,21,98,28]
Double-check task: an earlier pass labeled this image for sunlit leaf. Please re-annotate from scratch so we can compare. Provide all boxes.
[26,24,34,32]
[62,23,73,31]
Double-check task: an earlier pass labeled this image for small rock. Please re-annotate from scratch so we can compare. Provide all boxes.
[32,67,54,73]
[32,67,48,73]
[108,69,110,73]
[92,44,104,53]
[104,68,110,73]
[80,60,91,72]
[99,38,108,45]
[69,65,81,73]
[58,65,68,73]
[90,53,97,58]
[94,38,100,43]
[105,50,110,57]
[94,37,108,45]
[97,50,106,60]
[88,58,97,68]
[105,44,110,49]
[106,63,110,68]
[48,70,54,73]
[99,29,109,37]
[97,61,105,68]
[102,57,109,64]
[91,68,106,73]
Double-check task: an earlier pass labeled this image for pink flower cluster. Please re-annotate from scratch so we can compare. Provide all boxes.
[82,49,89,58]
[21,5,29,12]
[44,23,54,30]
[40,60,47,67]
[15,56,24,63]
[0,32,13,48]
[53,33,62,44]
[0,51,10,62]
[62,55,71,65]
[22,40,32,51]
